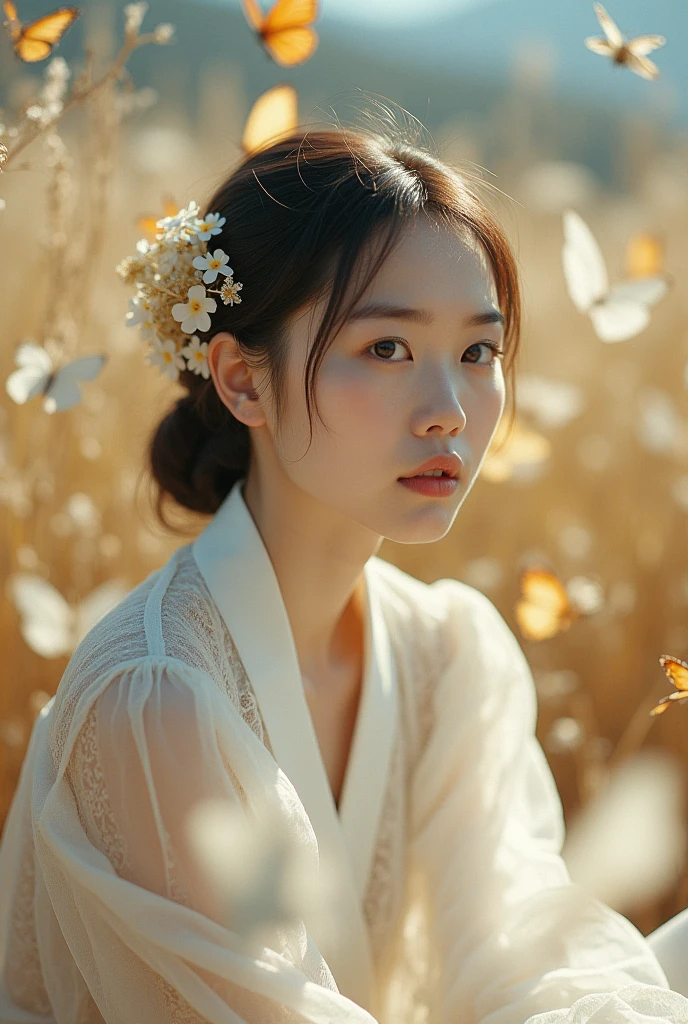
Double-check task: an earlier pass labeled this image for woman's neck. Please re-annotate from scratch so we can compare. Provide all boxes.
[240,472,381,681]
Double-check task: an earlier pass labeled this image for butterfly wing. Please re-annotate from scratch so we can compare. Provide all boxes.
[650,690,688,716]
[242,0,265,31]
[23,7,79,42]
[260,0,318,65]
[5,341,53,404]
[627,34,666,57]
[562,209,608,313]
[44,353,107,413]
[593,3,623,48]
[7,573,73,658]
[660,655,688,692]
[243,84,298,154]
[75,579,130,647]
[589,299,650,343]
[609,276,669,308]
[515,568,573,642]
[262,0,317,30]
[624,52,661,80]
[650,657,688,716]
[262,27,317,65]
[15,36,52,59]
[584,36,614,56]
[589,274,668,343]
[14,7,79,62]
[3,0,20,40]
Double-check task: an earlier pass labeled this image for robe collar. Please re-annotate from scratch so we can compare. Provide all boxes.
[191,478,398,1013]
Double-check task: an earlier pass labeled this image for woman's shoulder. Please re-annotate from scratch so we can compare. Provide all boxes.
[52,544,216,708]
[370,556,527,689]
[46,543,237,769]
[369,555,504,634]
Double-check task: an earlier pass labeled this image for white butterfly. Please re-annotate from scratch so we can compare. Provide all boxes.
[562,210,669,343]
[584,3,665,81]
[5,341,107,413]
[6,574,130,658]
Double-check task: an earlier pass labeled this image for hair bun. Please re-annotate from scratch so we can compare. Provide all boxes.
[149,391,250,521]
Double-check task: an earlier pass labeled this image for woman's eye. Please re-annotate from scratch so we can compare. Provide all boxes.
[367,339,409,362]
[366,339,504,365]
[463,342,504,366]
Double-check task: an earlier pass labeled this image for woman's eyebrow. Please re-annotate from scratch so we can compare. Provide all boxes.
[346,301,505,329]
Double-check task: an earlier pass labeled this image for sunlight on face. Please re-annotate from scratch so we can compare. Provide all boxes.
[258,216,507,544]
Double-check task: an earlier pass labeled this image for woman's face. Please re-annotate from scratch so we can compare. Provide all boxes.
[252,216,507,544]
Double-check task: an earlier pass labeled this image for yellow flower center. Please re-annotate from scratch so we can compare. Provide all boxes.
[163,352,172,363]
[190,300,202,313]
[209,259,221,270]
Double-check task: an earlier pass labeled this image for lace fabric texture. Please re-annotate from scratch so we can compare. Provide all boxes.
[1,544,686,1024]
[0,544,444,1024]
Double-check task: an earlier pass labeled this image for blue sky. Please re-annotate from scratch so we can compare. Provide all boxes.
[320,0,488,23]
[205,0,490,24]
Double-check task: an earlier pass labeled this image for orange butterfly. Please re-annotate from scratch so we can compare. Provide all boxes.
[650,655,688,716]
[3,0,79,63]
[242,0,318,67]
[514,566,604,642]
[137,196,179,240]
[243,85,298,154]
[584,3,665,81]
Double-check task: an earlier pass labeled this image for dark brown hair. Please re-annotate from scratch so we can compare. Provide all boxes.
[147,126,522,531]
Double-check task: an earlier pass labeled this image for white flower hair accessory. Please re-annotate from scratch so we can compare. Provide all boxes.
[115,202,243,382]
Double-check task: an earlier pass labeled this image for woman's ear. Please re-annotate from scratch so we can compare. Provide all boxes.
[207,332,264,426]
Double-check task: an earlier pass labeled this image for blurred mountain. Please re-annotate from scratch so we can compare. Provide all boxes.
[340,0,687,126]
[0,0,680,186]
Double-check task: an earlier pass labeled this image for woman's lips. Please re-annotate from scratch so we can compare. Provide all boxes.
[397,475,458,497]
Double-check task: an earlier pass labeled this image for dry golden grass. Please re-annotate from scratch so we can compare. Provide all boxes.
[1,6,688,941]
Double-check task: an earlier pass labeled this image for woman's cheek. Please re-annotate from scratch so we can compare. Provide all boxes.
[321,360,393,429]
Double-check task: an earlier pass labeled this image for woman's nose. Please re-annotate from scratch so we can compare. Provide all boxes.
[412,380,468,437]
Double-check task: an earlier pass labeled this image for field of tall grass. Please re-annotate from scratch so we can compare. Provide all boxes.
[1,4,688,939]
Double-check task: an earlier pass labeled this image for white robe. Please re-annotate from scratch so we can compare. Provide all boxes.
[0,478,686,1024]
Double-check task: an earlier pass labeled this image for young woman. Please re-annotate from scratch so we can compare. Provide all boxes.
[0,128,686,1024]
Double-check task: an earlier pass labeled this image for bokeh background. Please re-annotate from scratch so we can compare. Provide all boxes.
[1,0,688,939]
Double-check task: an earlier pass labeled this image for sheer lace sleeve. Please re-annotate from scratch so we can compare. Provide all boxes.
[408,579,688,1024]
[35,656,379,1024]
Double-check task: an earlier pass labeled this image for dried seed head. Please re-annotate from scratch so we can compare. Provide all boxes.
[152,23,175,45]
[124,2,148,36]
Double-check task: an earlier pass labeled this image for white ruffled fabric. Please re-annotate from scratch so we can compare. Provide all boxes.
[0,480,686,1023]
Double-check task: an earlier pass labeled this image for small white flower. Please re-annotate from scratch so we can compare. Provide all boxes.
[181,335,210,379]
[156,200,200,239]
[192,248,232,284]
[171,284,217,334]
[145,337,185,381]
[193,212,225,241]
[136,238,151,255]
